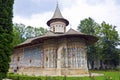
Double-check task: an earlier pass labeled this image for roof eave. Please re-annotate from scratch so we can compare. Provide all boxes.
[14,34,98,49]
[47,18,69,26]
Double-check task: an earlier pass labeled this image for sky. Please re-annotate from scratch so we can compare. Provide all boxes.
[13,0,120,35]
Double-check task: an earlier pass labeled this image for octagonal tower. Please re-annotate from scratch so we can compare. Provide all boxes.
[47,4,69,33]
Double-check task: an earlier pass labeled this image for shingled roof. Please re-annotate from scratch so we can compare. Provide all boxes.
[15,28,98,48]
[52,4,63,19]
[47,4,69,26]
[65,28,84,35]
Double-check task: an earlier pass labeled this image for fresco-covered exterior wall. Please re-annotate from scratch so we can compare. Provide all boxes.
[10,37,88,76]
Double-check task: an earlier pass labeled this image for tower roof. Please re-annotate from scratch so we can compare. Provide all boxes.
[52,4,63,19]
[47,4,69,26]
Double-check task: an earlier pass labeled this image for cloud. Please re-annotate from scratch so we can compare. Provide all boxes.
[13,12,52,29]
[14,0,56,17]
[13,0,120,35]
[61,0,120,33]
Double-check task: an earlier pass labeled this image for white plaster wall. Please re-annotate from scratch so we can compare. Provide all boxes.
[50,21,66,33]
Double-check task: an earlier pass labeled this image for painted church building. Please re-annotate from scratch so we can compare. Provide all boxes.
[10,4,98,76]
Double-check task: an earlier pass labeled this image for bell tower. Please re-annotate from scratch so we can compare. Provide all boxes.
[47,4,69,33]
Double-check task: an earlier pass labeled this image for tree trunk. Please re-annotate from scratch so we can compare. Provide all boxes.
[100,60,104,70]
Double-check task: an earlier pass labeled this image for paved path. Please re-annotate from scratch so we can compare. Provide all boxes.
[62,73,104,77]
[3,79,12,80]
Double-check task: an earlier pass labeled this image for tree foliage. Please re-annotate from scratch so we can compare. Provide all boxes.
[12,24,25,47]
[78,17,99,35]
[12,23,48,47]
[78,17,100,69]
[0,0,14,78]
[78,17,120,69]
[100,22,119,67]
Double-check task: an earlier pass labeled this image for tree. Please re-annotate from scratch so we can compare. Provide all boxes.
[0,0,14,78]
[78,17,99,35]
[12,23,48,46]
[24,25,48,39]
[25,26,48,39]
[12,23,26,47]
[100,22,119,68]
[34,27,48,37]
[13,23,26,41]
[25,26,35,39]
[78,17,100,69]
[78,17,120,69]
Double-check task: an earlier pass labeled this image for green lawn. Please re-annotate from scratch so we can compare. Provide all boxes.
[89,70,120,80]
[7,71,120,80]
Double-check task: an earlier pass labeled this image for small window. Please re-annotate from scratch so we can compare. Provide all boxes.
[29,59,32,63]
[17,57,20,62]
[53,27,55,32]
[46,57,48,61]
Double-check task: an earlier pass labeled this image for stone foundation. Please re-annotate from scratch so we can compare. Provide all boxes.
[10,67,88,76]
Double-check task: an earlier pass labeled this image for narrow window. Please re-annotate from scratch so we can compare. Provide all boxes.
[17,57,20,62]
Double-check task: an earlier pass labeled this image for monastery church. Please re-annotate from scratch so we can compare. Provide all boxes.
[10,4,98,76]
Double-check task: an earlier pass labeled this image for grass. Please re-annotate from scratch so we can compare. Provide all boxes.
[89,70,120,80]
[7,70,120,80]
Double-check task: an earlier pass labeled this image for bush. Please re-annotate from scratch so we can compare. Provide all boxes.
[113,67,120,71]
